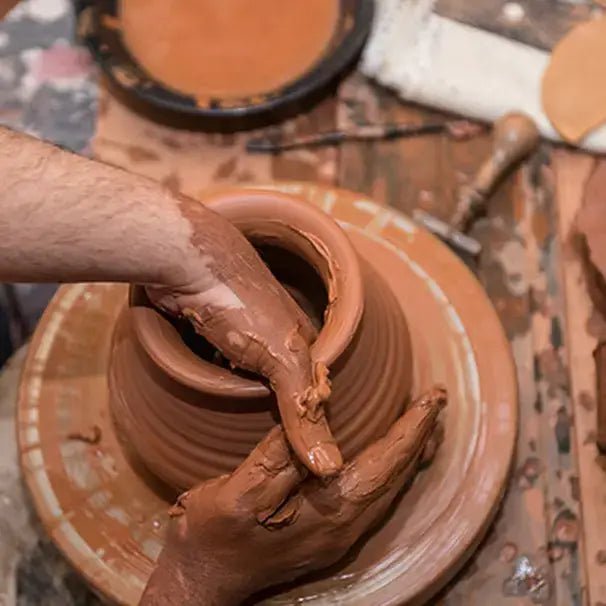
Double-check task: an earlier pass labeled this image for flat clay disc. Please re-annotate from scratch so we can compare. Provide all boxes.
[17,184,517,605]
[542,16,606,143]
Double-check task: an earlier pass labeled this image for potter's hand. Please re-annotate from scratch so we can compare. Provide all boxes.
[0,125,337,475]
[146,203,339,477]
[140,387,447,606]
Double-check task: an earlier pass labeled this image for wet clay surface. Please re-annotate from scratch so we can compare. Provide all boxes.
[141,389,446,605]
[120,0,339,99]
[109,189,411,489]
[542,16,606,143]
[145,188,344,478]
[18,184,516,605]
[110,261,410,488]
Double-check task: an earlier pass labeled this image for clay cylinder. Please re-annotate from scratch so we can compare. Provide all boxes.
[108,190,413,490]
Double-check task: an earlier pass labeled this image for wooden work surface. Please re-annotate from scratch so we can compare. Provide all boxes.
[89,4,606,603]
[91,71,606,605]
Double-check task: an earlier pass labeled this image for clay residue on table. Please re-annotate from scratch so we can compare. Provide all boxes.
[577,161,606,457]
[542,16,606,143]
[576,160,606,319]
[120,0,340,99]
[66,424,102,445]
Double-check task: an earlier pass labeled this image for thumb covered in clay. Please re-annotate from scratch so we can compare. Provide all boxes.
[146,212,342,477]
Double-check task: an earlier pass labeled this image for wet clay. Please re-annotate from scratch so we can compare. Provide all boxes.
[542,17,606,143]
[141,389,447,605]
[149,191,343,478]
[120,0,340,99]
[109,191,413,489]
[18,184,517,606]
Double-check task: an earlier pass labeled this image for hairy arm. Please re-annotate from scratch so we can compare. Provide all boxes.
[0,127,227,289]
[0,127,341,476]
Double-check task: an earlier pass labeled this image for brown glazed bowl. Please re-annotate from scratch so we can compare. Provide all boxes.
[108,190,413,489]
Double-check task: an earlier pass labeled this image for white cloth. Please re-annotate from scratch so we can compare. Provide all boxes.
[361,0,606,153]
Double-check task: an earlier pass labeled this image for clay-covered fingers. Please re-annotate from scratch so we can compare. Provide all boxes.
[337,386,447,506]
[280,288,318,346]
[273,361,343,479]
[224,426,306,526]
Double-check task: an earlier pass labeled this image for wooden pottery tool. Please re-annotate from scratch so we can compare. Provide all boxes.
[246,119,484,153]
[17,183,516,606]
[414,112,540,255]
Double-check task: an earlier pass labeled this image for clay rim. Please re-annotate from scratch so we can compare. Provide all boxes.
[131,189,364,397]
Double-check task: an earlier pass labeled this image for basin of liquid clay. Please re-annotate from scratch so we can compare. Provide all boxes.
[17,184,517,606]
[121,0,341,99]
[108,190,413,489]
[77,1,374,120]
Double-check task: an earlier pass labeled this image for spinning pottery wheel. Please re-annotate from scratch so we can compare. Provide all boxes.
[17,184,517,605]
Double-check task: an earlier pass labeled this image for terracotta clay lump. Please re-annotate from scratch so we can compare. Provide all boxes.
[108,190,413,490]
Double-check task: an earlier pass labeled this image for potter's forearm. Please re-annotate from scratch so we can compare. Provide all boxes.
[0,129,339,478]
[0,127,224,287]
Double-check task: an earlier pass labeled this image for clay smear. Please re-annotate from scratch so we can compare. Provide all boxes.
[542,17,606,143]
[577,161,606,285]
[120,0,339,99]
[576,160,606,335]
[109,189,414,488]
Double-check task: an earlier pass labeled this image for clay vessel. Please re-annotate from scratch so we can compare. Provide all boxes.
[108,190,413,490]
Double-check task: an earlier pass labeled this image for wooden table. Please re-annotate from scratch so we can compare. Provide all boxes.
[0,78,598,606]
[90,56,606,603]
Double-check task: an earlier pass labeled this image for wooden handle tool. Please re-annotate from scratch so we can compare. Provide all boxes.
[451,112,540,230]
[414,112,540,256]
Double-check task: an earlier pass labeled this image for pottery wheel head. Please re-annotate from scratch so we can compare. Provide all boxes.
[17,183,517,605]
